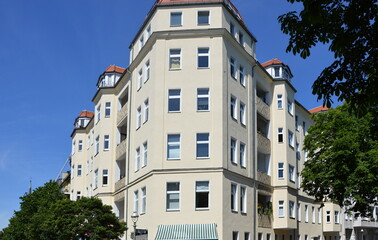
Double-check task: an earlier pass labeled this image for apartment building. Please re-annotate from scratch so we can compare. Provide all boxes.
[68,0,346,239]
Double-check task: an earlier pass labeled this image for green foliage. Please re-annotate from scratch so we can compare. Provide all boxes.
[278,0,378,114]
[0,181,126,240]
[302,104,378,216]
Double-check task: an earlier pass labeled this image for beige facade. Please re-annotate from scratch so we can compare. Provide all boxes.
[68,1,346,240]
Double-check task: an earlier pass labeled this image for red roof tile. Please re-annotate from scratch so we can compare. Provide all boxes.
[261,59,283,67]
[105,65,125,74]
[309,106,329,113]
[78,111,94,118]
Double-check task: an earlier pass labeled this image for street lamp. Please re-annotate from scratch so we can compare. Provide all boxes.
[131,211,139,240]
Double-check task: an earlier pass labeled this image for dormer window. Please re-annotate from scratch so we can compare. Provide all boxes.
[274,67,280,77]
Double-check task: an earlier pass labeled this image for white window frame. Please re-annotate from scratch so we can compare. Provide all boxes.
[105,102,111,117]
[137,69,143,90]
[167,134,181,160]
[77,164,82,176]
[230,22,235,37]
[136,106,142,129]
[318,208,322,224]
[170,12,182,27]
[288,130,294,147]
[166,182,180,211]
[135,147,140,172]
[326,211,331,223]
[146,24,151,40]
[289,165,295,182]
[142,141,148,167]
[278,200,285,217]
[240,186,247,214]
[95,136,100,155]
[277,94,283,109]
[77,191,81,200]
[289,201,295,218]
[239,142,246,167]
[197,10,210,25]
[278,128,284,143]
[230,57,236,78]
[230,138,237,164]
[305,205,309,222]
[169,49,181,70]
[139,35,144,51]
[143,99,149,123]
[197,88,209,111]
[240,101,246,125]
[298,203,301,222]
[195,181,210,210]
[335,211,340,224]
[239,31,244,46]
[198,48,210,68]
[288,100,293,115]
[239,65,245,86]
[141,187,147,214]
[231,183,238,212]
[78,140,83,152]
[134,190,139,214]
[104,135,110,151]
[102,169,108,186]
[230,95,237,120]
[168,89,181,112]
[96,105,101,123]
[94,169,98,189]
[196,133,210,159]
[278,162,284,179]
[145,60,150,82]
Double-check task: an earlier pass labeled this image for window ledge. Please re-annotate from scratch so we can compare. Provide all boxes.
[166,209,180,212]
[196,157,210,160]
[169,68,182,71]
[197,67,210,69]
[195,208,209,211]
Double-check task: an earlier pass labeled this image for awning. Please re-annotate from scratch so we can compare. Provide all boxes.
[155,223,218,240]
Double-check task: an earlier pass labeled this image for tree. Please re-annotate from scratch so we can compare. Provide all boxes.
[278,0,377,114]
[302,103,378,216]
[1,181,126,240]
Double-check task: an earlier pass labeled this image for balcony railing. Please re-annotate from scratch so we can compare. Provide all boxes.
[258,214,272,228]
[257,170,271,186]
[117,104,128,125]
[116,139,127,160]
[115,177,126,193]
[256,97,270,120]
[257,132,271,154]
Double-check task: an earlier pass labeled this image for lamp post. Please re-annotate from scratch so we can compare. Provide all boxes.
[131,211,139,240]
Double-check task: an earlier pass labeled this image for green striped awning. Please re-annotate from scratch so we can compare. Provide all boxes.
[155,223,218,240]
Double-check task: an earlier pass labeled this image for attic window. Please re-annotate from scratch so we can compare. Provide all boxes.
[274,67,280,77]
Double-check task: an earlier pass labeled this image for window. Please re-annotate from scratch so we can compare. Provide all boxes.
[170,12,182,26]
[305,205,309,222]
[312,207,315,223]
[335,211,339,223]
[295,115,298,130]
[230,58,236,78]
[278,162,284,179]
[239,66,245,86]
[78,140,83,152]
[231,184,238,212]
[137,69,143,90]
[318,208,322,224]
[277,94,283,109]
[298,203,301,222]
[239,142,246,167]
[166,182,180,210]
[72,140,75,155]
[95,136,100,154]
[197,88,209,111]
[86,160,89,175]
[230,22,235,36]
[142,142,148,167]
[288,131,294,147]
[169,49,181,69]
[146,25,151,39]
[278,128,284,143]
[94,169,98,189]
[102,169,108,186]
[96,105,101,122]
[245,232,250,240]
[230,95,237,119]
[195,181,209,209]
[141,187,146,214]
[289,201,295,218]
[77,191,81,200]
[303,122,306,136]
[167,134,180,159]
[274,67,280,77]
[136,106,142,129]
[326,211,331,223]
[135,147,140,171]
[267,234,271,240]
[139,35,144,50]
[230,138,237,164]
[105,102,111,117]
[77,165,82,176]
[288,100,293,115]
[240,102,246,125]
[198,11,209,25]
[198,48,209,68]
[134,190,139,214]
[239,31,244,46]
[104,135,110,150]
[196,133,210,158]
[240,186,246,213]
[145,61,150,82]
[289,165,295,182]
[278,200,285,217]
[232,231,239,240]
[168,89,181,112]
[296,143,300,160]
[143,99,149,123]
[258,233,263,240]
[304,235,308,240]
[87,136,90,149]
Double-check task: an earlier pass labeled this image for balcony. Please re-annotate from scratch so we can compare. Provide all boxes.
[257,170,271,186]
[257,132,271,154]
[116,139,127,160]
[117,104,128,125]
[258,214,272,228]
[256,97,270,120]
[353,218,378,228]
[114,177,126,193]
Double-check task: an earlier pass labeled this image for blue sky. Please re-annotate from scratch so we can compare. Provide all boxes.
[0,0,335,230]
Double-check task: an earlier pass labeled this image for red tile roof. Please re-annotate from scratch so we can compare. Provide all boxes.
[105,65,125,74]
[309,106,329,113]
[78,110,94,118]
[261,59,283,67]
